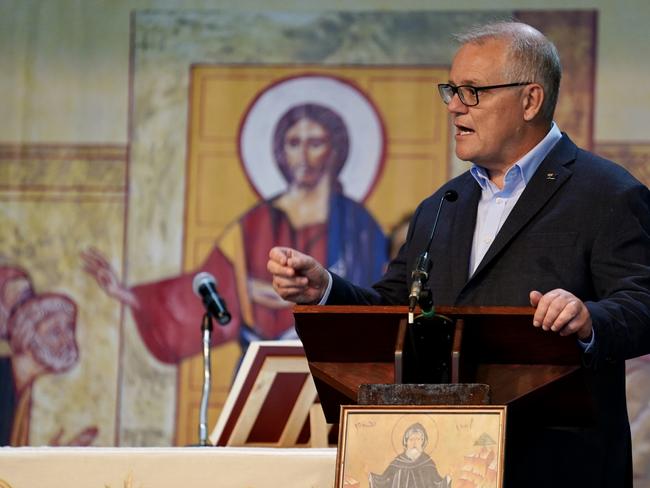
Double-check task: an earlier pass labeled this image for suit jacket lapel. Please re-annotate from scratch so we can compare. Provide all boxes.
[466,134,579,284]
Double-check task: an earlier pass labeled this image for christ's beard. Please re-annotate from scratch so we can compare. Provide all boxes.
[405,448,422,461]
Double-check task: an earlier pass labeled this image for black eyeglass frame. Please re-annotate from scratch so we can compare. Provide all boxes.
[437,82,532,106]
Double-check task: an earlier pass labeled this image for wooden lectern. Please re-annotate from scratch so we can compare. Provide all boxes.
[293,305,593,430]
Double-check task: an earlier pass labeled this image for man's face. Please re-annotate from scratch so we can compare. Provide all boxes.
[404,431,425,460]
[447,39,529,170]
[31,312,79,373]
[283,118,333,189]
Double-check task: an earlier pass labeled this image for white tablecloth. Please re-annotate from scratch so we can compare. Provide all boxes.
[0,446,337,487]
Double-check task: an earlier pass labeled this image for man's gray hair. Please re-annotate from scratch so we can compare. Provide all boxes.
[455,21,562,122]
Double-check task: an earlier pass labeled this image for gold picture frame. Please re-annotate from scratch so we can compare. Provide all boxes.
[336,405,507,488]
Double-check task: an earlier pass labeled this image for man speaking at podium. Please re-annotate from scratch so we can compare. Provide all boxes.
[267,21,650,488]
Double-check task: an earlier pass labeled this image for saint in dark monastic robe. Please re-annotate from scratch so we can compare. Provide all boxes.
[369,422,451,488]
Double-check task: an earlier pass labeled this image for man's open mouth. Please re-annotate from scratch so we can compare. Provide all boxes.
[455,124,474,136]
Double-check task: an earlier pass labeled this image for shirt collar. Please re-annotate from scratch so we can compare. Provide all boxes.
[470,122,563,190]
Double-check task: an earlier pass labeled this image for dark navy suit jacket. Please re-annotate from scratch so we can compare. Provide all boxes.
[327,135,650,487]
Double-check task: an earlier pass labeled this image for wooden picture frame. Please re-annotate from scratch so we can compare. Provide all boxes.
[336,405,507,488]
[209,340,331,447]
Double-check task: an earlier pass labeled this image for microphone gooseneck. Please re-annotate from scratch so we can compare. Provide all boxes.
[423,190,458,252]
[408,190,458,320]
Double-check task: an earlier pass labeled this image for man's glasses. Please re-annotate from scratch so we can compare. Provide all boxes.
[437,82,531,107]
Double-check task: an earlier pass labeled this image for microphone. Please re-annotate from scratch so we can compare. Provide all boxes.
[408,190,458,317]
[192,272,232,325]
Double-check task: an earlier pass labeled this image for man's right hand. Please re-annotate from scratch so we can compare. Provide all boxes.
[267,247,329,304]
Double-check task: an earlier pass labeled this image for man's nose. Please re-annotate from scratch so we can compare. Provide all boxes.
[446,92,468,114]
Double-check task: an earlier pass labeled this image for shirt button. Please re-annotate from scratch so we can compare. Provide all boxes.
[495,198,503,204]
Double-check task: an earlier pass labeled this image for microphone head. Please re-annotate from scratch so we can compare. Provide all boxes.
[192,271,217,297]
[444,190,458,202]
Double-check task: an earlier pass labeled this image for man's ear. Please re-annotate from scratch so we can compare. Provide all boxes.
[522,83,544,121]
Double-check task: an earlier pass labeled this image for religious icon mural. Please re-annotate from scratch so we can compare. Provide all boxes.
[4,8,621,452]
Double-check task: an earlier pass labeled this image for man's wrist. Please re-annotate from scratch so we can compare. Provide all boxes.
[579,329,593,343]
[317,271,333,305]
[577,326,595,352]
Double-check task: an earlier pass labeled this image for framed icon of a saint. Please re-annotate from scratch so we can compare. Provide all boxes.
[336,405,507,488]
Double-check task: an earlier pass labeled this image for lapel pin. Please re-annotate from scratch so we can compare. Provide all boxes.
[546,172,557,180]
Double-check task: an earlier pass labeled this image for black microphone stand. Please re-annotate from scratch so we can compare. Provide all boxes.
[407,190,458,323]
[408,252,433,324]
[198,312,213,446]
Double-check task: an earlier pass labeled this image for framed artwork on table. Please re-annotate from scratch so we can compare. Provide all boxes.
[336,405,507,488]
[210,340,331,447]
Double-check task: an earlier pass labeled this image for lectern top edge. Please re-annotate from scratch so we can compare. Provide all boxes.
[293,304,535,317]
